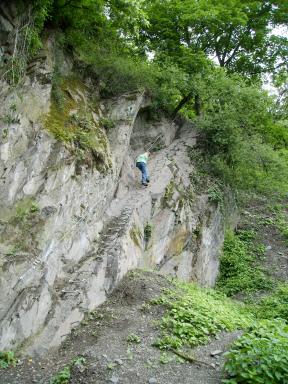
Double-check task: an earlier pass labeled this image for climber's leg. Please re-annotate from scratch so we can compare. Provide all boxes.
[142,163,149,184]
[136,162,148,185]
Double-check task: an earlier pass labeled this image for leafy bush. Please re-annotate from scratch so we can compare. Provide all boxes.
[153,281,252,350]
[217,230,273,296]
[223,320,288,384]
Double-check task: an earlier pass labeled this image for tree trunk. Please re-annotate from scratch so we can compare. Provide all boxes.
[194,94,202,116]
[172,91,194,119]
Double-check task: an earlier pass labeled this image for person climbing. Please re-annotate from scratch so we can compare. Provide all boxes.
[136,151,150,186]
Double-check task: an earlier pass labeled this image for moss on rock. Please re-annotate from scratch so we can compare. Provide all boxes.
[130,225,142,248]
[44,75,112,173]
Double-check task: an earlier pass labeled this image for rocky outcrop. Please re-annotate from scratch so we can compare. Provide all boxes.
[0,39,224,355]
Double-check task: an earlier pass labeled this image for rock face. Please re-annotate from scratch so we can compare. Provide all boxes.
[0,33,224,355]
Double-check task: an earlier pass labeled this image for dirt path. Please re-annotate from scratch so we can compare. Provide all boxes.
[0,271,239,384]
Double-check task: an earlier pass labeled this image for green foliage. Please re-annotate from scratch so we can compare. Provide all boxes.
[153,281,252,350]
[142,0,288,78]
[50,366,71,384]
[1,0,286,199]
[258,202,288,242]
[72,39,187,113]
[1,0,52,85]
[207,184,224,208]
[2,115,18,125]
[5,245,21,258]
[0,351,17,369]
[274,210,288,242]
[252,284,288,320]
[144,223,152,242]
[217,230,273,296]
[72,356,86,370]
[99,117,115,131]
[159,352,173,364]
[129,225,142,248]
[126,333,141,343]
[45,76,112,172]
[192,69,288,196]
[223,320,288,384]
[12,198,39,224]
[49,355,86,384]
[106,362,116,370]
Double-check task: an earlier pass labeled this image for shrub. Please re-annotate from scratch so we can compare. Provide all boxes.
[223,320,288,384]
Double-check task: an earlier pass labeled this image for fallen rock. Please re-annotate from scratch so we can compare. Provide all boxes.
[148,378,157,384]
[210,350,222,357]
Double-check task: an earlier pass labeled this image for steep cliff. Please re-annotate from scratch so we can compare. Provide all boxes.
[0,13,224,356]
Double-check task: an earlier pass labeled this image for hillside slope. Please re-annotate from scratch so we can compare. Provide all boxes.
[0,270,240,384]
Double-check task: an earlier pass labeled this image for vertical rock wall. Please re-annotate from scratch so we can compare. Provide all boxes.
[0,28,225,355]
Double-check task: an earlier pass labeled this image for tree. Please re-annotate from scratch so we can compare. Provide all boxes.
[141,0,288,79]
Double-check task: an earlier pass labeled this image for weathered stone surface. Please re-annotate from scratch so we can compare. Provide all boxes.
[0,33,225,355]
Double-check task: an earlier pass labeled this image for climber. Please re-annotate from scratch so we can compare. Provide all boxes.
[136,151,150,186]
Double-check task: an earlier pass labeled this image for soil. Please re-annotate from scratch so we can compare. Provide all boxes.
[0,271,240,384]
